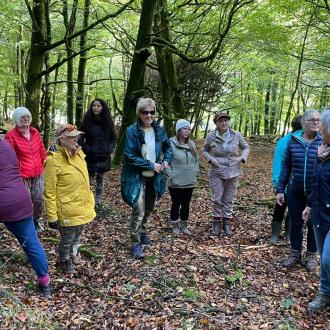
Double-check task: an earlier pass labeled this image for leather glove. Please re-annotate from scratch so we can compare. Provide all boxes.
[48,221,60,230]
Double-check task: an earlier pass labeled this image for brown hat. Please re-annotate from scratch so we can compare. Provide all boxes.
[56,124,84,138]
[213,112,231,124]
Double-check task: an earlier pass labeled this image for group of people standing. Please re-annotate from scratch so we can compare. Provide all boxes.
[0,98,329,314]
[0,99,116,295]
[271,109,330,312]
[121,99,250,259]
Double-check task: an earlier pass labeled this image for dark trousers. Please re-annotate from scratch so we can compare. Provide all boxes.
[287,191,317,253]
[58,225,84,261]
[273,198,289,223]
[168,187,194,221]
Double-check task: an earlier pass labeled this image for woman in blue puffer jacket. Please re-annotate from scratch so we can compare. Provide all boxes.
[303,109,330,313]
[276,109,321,271]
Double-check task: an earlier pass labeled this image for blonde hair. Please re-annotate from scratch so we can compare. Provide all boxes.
[136,98,156,115]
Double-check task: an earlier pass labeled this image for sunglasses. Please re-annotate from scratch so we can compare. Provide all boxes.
[140,110,155,116]
[58,124,77,136]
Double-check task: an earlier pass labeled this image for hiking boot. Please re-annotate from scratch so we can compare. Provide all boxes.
[181,221,191,235]
[282,250,301,268]
[171,220,181,236]
[305,252,318,272]
[270,221,281,244]
[212,219,221,236]
[38,282,52,297]
[308,293,330,313]
[131,243,144,259]
[59,259,75,274]
[141,232,152,245]
[223,218,232,236]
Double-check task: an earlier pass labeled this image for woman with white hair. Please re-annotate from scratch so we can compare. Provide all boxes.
[121,98,172,259]
[5,107,47,232]
[276,109,322,271]
[302,109,330,312]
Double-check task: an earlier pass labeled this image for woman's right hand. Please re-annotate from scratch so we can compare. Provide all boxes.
[209,158,219,168]
[302,207,311,221]
[276,193,285,206]
[154,162,163,173]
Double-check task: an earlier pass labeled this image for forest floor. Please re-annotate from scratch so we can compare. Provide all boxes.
[0,139,330,329]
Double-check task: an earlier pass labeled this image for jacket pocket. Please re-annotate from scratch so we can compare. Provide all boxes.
[60,189,83,218]
[170,164,198,187]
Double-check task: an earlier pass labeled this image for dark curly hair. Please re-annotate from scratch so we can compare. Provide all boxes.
[80,98,116,137]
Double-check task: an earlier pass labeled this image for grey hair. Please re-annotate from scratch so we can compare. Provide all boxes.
[136,98,156,115]
[301,109,320,130]
[12,107,32,127]
[321,109,330,134]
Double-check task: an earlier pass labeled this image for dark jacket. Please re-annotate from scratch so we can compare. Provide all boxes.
[79,119,117,173]
[308,154,330,231]
[121,120,173,208]
[277,131,322,196]
[0,139,33,222]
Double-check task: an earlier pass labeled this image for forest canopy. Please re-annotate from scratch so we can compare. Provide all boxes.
[0,0,329,155]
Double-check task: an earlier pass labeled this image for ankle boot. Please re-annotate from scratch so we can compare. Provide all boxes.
[181,221,191,235]
[212,218,221,236]
[282,249,301,268]
[171,220,181,236]
[306,252,318,272]
[223,218,232,236]
[59,259,74,274]
[284,216,290,243]
[270,221,281,244]
[308,292,330,312]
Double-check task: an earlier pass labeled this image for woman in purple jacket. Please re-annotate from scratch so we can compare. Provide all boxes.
[0,139,51,296]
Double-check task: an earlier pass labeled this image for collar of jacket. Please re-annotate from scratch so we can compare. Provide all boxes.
[292,130,321,145]
[170,136,191,149]
[54,144,84,160]
[136,119,162,142]
[215,128,235,141]
[15,126,38,137]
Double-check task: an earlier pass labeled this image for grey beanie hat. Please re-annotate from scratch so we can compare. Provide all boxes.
[176,119,191,133]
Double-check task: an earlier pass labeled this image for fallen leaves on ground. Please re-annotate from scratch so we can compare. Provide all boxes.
[0,139,329,329]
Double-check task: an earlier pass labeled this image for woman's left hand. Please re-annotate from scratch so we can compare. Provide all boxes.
[162,161,170,169]
[302,207,311,222]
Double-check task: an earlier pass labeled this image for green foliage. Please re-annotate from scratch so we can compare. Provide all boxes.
[225,269,244,285]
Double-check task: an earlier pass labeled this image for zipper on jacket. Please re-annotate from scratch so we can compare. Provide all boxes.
[303,146,309,195]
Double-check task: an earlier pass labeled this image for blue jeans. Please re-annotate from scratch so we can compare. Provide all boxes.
[287,191,317,253]
[5,216,49,277]
[314,226,330,296]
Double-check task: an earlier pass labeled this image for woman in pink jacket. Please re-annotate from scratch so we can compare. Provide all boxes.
[5,107,47,231]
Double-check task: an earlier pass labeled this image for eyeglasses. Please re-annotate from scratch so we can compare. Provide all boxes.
[140,110,155,116]
[307,118,320,123]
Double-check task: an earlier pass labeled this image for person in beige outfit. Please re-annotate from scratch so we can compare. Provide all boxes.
[202,112,250,236]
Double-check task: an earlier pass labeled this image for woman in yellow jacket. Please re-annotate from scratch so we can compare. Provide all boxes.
[44,124,96,273]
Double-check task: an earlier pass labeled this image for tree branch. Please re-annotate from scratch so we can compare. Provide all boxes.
[47,0,136,51]
[37,45,95,79]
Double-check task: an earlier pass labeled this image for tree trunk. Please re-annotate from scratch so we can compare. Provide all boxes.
[264,82,271,134]
[282,11,314,136]
[25,0,47,128]
[113,0,158,165]
[75,0,90,127]
[42,52,51,147]
[63,0,78,124]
